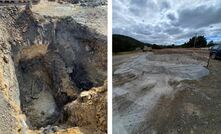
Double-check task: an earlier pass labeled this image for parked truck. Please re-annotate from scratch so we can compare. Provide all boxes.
[210,45,221,59]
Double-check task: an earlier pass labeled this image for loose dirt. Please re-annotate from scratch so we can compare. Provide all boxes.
[113,49,220,134]
[0,1,107,133]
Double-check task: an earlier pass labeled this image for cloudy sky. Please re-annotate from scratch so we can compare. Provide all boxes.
[113,0,221,45]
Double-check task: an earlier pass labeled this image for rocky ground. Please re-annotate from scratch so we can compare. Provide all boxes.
[0,0,107,134]
[113,49,221,134]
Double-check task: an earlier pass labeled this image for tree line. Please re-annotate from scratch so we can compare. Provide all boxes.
[113,34,218,53]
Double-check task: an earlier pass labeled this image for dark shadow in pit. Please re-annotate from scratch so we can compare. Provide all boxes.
[17,57,75,130]
[69,63,94,91]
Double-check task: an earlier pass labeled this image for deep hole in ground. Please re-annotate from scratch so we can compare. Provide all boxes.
[7,10,107,130]
[18,57,76,129]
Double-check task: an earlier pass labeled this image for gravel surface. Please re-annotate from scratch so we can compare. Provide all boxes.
[113,51,210,134]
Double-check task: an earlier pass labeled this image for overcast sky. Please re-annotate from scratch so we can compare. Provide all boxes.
[113,0,221,45]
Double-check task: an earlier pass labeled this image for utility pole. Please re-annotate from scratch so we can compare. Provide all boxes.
[206,54,211,68]
[194,33,197,48]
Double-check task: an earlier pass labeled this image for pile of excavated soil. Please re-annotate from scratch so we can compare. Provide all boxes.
[0,2,107,134]
[113,52,209,134]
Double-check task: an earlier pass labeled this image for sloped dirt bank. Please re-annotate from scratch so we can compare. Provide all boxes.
[0,5,106,134]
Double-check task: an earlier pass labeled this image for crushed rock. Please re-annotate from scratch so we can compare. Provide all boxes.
[113,53,209,134]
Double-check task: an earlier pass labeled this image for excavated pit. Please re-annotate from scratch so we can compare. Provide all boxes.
[0,8,107,132]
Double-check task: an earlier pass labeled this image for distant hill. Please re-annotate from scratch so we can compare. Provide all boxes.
[113,34,183,52]
[113,34,150,52]
[113,34,216,52]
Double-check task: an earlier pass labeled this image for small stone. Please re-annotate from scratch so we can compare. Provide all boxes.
[85,45,91,52]
[51,126,59,132]
[3,56,9,63]
[22,26,28,33]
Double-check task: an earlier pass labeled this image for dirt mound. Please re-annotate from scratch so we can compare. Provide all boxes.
[65,81,107,134]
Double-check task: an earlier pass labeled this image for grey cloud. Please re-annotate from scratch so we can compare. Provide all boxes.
[113,0,221,44]
[175,31,196,40]
[175,5,221,28]
[161,1,170,10]
[165,27,182,35]
[130,0,147,7]
[129,0,157,15]
[167,13,176,21]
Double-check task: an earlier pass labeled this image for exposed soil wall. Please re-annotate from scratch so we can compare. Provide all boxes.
[0,5,107,134]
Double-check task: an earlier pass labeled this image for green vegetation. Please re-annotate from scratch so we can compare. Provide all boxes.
[113,34,217,53]
[113,34,167,53]
[113,34,147,52]
[181,36,207,48]
[207,40,216,47]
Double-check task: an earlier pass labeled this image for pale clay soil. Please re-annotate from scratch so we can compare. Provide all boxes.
[113,49,221,134]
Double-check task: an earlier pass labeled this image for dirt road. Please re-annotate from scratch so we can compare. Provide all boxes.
[113,49,221,134]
